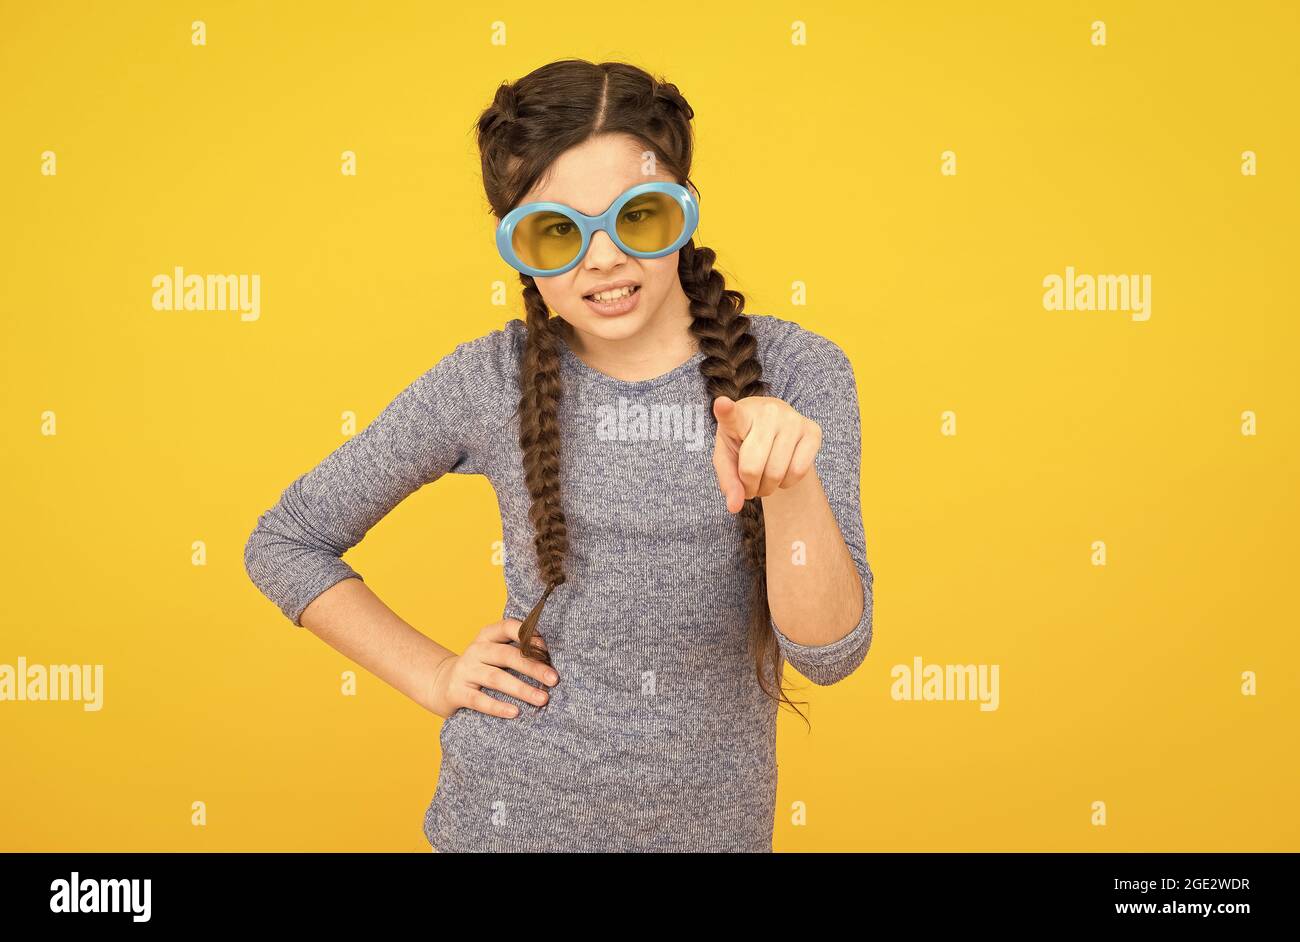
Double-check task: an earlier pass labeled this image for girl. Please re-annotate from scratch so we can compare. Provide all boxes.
[244,59,874,853]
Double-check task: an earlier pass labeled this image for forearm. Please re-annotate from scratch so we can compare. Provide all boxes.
[298,577,455,716]
[760,469,864,646]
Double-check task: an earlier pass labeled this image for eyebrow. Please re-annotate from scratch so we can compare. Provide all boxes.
[529,183,647,215]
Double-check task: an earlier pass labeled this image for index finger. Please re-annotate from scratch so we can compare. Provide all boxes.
[712,396,749,443]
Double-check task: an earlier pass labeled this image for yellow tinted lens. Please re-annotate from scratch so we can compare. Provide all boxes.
[512,210,582,270]
[615,192,684,253]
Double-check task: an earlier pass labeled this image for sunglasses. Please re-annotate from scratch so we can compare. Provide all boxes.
[495,181,700,277]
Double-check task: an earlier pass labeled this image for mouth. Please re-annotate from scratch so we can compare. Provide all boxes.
[582,284,641,301]
[582,283,642,317]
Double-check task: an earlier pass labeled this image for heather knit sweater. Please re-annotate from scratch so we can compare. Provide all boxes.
[243,313,874,852]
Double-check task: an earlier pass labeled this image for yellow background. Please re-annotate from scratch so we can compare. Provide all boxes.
[2,0,1296,851]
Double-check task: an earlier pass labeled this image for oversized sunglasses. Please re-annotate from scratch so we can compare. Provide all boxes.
[495,181,700,277]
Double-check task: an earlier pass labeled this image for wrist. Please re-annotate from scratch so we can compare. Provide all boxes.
[760,466,819,514]
[423,652,457,717]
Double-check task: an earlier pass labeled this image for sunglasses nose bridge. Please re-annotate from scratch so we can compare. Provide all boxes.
[581,224,626,263]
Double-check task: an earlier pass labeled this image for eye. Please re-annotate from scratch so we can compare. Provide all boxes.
[545,222,575,237]
[622,209,655,224]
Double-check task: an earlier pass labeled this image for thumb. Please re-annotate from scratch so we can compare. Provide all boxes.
[712,422,746,514]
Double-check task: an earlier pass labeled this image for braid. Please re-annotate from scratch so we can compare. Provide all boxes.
[514,276,567,702]
[490,83,519,127]
[681,241,810,726]
[651,80,694,120]
[477,85,522,199]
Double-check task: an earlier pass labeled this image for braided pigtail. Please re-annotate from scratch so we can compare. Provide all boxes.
[513,278,567,702]
[681,241,811,728]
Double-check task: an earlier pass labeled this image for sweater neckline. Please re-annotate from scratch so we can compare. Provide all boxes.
[557,331,706,392]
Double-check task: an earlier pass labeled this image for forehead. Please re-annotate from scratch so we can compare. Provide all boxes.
[522,133,673,214]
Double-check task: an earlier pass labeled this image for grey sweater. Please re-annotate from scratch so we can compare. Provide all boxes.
[243,313,874,852]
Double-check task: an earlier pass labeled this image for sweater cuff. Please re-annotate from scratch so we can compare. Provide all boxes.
[287,565,365,627]
[771,567,873,686]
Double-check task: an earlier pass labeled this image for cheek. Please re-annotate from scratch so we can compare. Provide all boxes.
[639,256,680,295]
[533,277,576,310]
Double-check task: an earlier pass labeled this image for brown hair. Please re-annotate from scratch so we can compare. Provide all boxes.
[473,59,808,724]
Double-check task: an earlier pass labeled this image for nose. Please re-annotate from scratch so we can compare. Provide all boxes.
[583,227,626,268]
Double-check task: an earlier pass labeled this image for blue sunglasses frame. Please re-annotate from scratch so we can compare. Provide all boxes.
[495,181,700,278]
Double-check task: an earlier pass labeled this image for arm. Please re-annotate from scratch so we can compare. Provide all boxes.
[295,577,454,715]
[762,471,865,649]
[762,338,874,686]
[243,331,506,714]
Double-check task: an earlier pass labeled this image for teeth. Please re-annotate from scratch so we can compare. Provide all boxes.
[589,285,635,302]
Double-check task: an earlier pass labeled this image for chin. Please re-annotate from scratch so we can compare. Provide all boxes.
[582,312,649,340]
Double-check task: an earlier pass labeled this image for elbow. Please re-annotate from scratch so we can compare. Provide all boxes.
[242,512,299,623]
[797,621,873,687]
[243,515,274,592]
[242,510,362,628]
[777,570,874,687]
[242,526,259,585]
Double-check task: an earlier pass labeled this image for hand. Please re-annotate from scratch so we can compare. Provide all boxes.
[712,396,822,514]
[426,618,560,719]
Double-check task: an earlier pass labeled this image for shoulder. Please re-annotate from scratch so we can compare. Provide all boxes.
[426,318,527,397]
[744,312,858,405]
[415,319,526,435]
[436,318,526,379]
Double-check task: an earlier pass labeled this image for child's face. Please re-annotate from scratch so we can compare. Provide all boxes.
[517,132,692,344]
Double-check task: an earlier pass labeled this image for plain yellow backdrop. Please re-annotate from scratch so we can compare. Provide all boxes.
[1,0,1296,851]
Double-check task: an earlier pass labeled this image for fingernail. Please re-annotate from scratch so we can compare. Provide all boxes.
[546,671,558,684]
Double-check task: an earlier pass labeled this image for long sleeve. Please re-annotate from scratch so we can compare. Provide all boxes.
[243,327,515,626]
[767,332,874,686]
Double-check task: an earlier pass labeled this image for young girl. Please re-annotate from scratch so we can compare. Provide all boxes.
[244,59,874,853]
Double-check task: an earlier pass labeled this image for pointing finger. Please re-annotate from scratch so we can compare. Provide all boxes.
[713,396,748,442]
